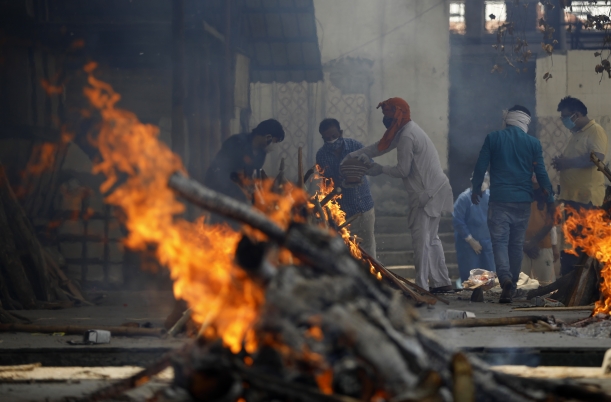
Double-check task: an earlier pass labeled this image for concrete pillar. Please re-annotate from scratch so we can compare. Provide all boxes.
[465,0,485,40]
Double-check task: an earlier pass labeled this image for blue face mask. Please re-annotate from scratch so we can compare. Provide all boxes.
[562,114,576,130]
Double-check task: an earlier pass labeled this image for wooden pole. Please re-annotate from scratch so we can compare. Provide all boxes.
[426,316,553,329]
[221,0,233,140]
[0,165,50,305]
[0,323,166,337]
[360,247,449,305]
[0,195,37,309]
[297,147,304,188]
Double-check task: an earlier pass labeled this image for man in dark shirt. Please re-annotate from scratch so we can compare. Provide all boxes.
[315,118,376,257]
[204,119,285,225]
[472,105,554,303]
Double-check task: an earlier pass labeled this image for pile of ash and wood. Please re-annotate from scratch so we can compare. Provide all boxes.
[82,173,611,402]
[0,163,88,324]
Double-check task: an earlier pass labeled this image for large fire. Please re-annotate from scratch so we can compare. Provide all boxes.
[313,172,380,279]
[82,62,263,353]
[80,62,370,358]
[562,205,611,314]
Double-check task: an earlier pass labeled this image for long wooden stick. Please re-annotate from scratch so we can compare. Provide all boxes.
[0,323,166,337]
[425,316,552,329]
[388,269,451,305]
[591,151,611,181]
[359,247,449,305]
[168,308,192,336]
[43,250,90,304]
[338,213,362,230]
[76,349,175,402]
[319,186,342,207]
[297,146,304,188]
[358,248,436,305]
[512,306,593,312]
[312,194,328,229]
[169,173,285,242]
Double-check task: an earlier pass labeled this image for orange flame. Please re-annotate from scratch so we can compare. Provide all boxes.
[82,64,263,353]
[562,205,611,314]
[313,168,377,275]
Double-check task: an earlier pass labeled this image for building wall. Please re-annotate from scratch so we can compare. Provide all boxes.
[313,0,450,169]
[536,51,611,189]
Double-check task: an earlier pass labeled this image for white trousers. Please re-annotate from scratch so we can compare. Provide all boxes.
[409,208,452,290]
[350,208,376,259]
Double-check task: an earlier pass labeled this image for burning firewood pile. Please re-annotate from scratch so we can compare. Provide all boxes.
[38,65,607,401]
[80,173,611,402]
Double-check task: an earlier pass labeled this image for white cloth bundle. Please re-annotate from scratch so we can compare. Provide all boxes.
[503,110,531,133]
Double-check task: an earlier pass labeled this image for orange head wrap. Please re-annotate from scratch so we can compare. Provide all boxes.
[376,97,411,151]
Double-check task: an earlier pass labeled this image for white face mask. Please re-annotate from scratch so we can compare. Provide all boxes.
[325,138,339,144]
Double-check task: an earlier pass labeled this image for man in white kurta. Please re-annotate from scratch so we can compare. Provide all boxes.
[343,98,453,292]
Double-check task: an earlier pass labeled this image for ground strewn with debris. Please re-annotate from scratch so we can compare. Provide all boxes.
[1,290,610,401]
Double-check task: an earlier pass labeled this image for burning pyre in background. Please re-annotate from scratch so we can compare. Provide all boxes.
[563,205,611,314]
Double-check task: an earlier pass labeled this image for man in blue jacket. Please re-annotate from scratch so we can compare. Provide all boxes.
[453,173,495,283]
[316,118,376,257]
[472,105,554,303]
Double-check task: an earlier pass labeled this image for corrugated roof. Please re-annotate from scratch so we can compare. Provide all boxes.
[242,0,323,83]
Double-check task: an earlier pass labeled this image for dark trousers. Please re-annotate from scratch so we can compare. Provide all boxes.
[560,200,595,276]
[487,202,531,288]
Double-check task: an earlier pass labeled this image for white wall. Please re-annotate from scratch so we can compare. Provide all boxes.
[313,0,450,169]
[536,51,611,188]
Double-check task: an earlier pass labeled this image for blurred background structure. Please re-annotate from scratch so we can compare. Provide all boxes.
[0,0,609,287]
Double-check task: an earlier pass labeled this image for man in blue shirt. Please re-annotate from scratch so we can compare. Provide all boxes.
[453,173,495,283]
[316,118,376,257]
[472,105,554,303]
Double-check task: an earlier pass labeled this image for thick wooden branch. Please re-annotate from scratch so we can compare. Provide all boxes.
[0,165,51,302]
[0,323,166,337]
[591,151,611,181]
[425,316,554,329]
[168,173,285,242]
[359,247,445,305]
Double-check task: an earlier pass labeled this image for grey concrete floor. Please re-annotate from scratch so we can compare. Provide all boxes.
[0,289,609,400]
[418,290,610,350]
[0,290,184,351]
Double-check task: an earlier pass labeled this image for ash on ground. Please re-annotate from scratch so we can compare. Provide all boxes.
[564,316,611,338]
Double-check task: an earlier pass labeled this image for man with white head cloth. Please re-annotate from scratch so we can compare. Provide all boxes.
[471,105,554,303]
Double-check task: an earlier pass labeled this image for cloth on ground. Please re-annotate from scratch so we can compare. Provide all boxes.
[490,272,540,293]
[521,248,556,285]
